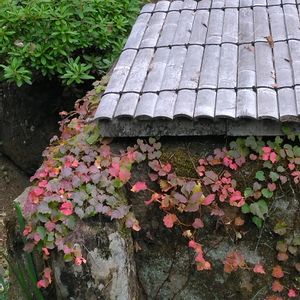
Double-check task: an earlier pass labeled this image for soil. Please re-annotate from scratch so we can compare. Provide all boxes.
[0,152,29,291]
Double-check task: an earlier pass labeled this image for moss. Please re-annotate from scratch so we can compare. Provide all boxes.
[160,148,199,178]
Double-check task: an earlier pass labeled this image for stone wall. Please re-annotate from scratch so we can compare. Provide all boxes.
[7,138,300,299]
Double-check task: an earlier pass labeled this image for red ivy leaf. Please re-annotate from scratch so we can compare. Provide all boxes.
[45,221,56,232]
[23,225,32,236]
[229,191,245,207]
[192,218,204,229]
[119,168,131,183]
[280,175,288,184]
[268,183,277,192]
[265,296,284,300]
[131,182,147,192]
[109,162,120,177]
[270,152,277,163]
[202,194,215,206]
[253,263,266,274]
[37,279,47,289]
[272,265,284,278]
[262,146,272,154]
[224,251,246,273]
[288,289,298,298]
[174,193,188,203]
[44,268,52,283]
[277,252,289,262]
[272,280,284,292]
[163,214,178,228]
[60,202,73,216]
[288,163,295,171]
[34,233,41,243]
[125,213,141,231]
[149,173,158,181]
[162,163,172,173]
[42,247,50,256]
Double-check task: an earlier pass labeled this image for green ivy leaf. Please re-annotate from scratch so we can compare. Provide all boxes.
[282,126,296,141]
[269,171,280,182]
[252,216,263,228]
[263,161,273,169]
[295,277,300,283]
[262,188,273,199]
[45,241,55,249]
[279,149,286,158]
[36,226,46,240]
[274,221,288,236]
[63,253,73,262]
[244,187,253,198]
[250,200,268,220]
[255,171,265,181]
[113,179,123,188]
[293,146,300,157]
[274,136,283,145]
[65,215,76,229]
[284,144,294,158]
[86,126,100,145]
[276,166,285,173]
[47,232,54,242]
[241,203,250,214]
[292,236,300,246]
[245,136,258,151]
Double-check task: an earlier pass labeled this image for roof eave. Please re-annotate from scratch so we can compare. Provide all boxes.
[96,118,300,137]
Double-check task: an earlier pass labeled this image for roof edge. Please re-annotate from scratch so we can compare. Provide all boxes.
[96,119,300,137]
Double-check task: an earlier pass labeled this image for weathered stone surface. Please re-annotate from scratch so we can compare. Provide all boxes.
[51,221,141,300]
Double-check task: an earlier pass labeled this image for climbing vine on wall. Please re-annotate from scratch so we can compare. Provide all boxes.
[19,79,299,298]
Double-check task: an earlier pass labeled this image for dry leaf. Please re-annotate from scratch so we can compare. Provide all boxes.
[265,35,274,48]
[234,217,245,226]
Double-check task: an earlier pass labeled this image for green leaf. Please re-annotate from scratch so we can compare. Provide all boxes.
[86,125,100,145]
[269,171,280,182]
[276,166,285,173]
[282,126,295,141]
[255,171,265,181]
[284,144,294,158]
[274,221,288,235]
[36,226,46,240]
[279,149,286,158]
[245,136,258,150]
[292,236,300,246]
[261,188,273,199]
[293,146,300,157]
[295,277,300,283]
[252,216,263,228]
[244,187,253,198]
[63,253,73,262]
[274,136,283,145]
[65,215,76,229]
[250,200,268,220]
[241,203,250,214]
[113,179,123,188]
[263,161,273,169]
[47,232,54,242]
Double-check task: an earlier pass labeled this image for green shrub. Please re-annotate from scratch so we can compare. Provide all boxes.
[0,0,142,86]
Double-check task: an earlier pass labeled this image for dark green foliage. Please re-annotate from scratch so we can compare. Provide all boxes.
[0,0,142,86]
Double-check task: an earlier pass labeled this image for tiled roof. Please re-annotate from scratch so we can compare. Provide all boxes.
[94,0,300,136]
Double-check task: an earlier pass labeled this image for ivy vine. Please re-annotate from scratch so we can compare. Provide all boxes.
[19,79,300,299]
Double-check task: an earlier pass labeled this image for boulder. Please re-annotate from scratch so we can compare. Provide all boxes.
[0,80,86,174]
[7,138,300,299]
